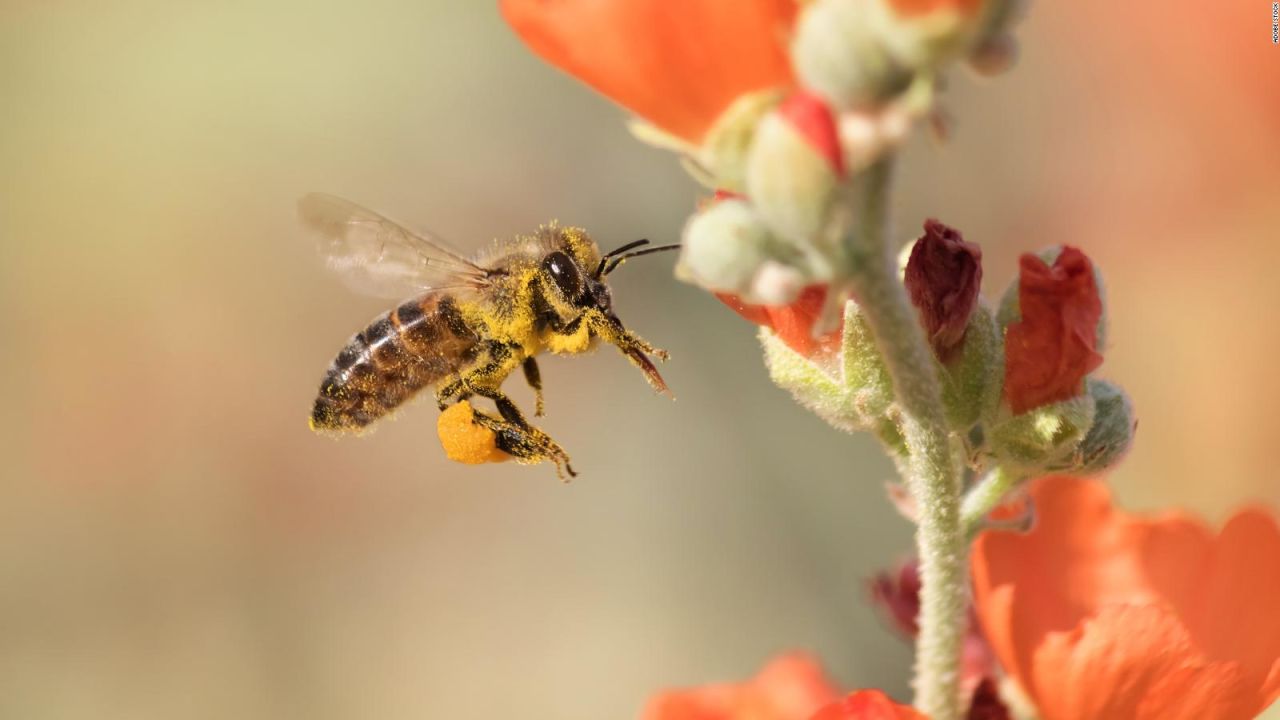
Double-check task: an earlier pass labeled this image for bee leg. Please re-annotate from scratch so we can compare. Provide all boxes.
[470,407,576,480]
[585,312,672,395]
[521,357,545,417]
[622,332,669,361]
[467,386,533,430]
[469,385,575,479]
[436,376,466,409]
[435,341,523,410]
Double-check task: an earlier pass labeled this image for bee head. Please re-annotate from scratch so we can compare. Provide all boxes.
[535,234,680,328]
[540,249,611,314]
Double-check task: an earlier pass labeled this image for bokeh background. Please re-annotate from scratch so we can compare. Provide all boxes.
[2,1,1276,718]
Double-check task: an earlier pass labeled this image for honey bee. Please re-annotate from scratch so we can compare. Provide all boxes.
[301,193,677,478]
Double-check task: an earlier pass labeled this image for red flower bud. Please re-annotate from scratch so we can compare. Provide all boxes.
[904,219,983,362]
[777,90,845,177]
[717,285,842,357]
[1003,246,1104,415]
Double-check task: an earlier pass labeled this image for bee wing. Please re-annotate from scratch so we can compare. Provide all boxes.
[298,193,492,299]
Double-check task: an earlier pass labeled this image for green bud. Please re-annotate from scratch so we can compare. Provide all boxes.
[791,0,913,110]
[696,89,786,193]
[987,393,1097,473]
[744,97,843,265]
[1067,379,1136,476]
[676,198,808,302]
[873,0,983,71]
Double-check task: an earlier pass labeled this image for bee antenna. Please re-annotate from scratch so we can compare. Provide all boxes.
[603,244,681,275]
[595,239,651,278]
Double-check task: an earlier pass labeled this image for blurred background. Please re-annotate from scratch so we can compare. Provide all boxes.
[1,1,1276,718]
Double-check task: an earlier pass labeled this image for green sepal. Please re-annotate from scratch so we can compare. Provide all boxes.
[840,300,895,420]
[759,300,898,447]
[940,302,1001,434]
[1061,378,1135,476]
[987,393,1097,474]
[761,326,863,432]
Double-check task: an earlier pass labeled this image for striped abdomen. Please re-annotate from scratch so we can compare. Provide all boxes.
[311,294,479,431]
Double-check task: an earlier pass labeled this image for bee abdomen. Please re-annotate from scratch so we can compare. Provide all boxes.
[310,296,477,432]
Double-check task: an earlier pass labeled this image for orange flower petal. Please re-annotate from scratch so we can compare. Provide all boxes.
[764,285,841,358]
[642,653,841,720]
[716,291,774,327]
[1029,604,1251,720]
[754,654,847,719]
[1176,508,1280,702]
[716,286,842,358]
[502,0,798,143]
[809,690,925,720]
[972,477,1280,719]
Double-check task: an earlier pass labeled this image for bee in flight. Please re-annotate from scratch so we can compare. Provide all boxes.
[300,193,677,478]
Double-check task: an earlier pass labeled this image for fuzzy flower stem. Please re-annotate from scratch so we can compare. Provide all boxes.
[843,159,966,720]
[960,466,1024,539]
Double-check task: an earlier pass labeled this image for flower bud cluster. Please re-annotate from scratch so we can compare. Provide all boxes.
[675,0,1026,322]
[743,222,1134,482]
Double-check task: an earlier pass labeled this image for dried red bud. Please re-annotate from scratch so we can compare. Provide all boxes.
[870,557,998,696]
[965,678,1011,720]
[777,90,845,177]
[1004,246,1104,415]
[717,285,842,358]
[904,219,983,363]
[869,558,921,637]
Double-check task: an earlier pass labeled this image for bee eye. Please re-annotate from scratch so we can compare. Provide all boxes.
[542,251,583,300]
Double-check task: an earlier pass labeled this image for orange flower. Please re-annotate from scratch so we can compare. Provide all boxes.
[641,654,922,720]
[971,476,1280,720]
[641,653,840,720]
[810,690,927,720]
[501,0,798,143]
[717,285,842,358]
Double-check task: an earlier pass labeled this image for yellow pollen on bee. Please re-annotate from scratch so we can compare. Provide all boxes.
[544,320,594,354]
[437,401,511,465]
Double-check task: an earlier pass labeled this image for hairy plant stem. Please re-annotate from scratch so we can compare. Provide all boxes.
[843,159,966,720]
[960,465,1023,539]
